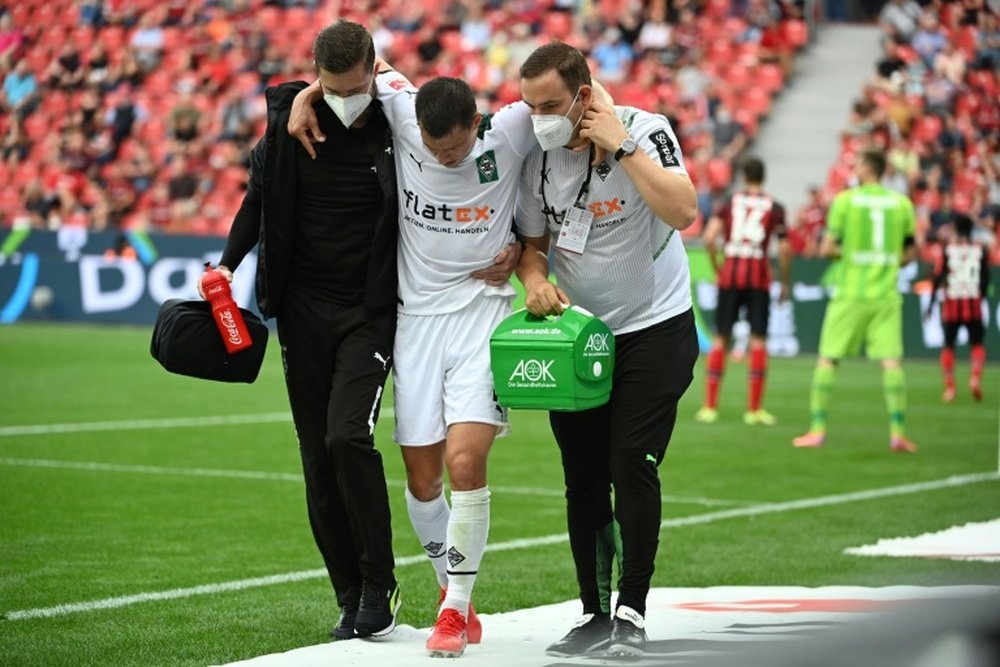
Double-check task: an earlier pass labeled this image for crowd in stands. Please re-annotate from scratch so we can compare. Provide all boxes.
[818,0,999,264]
[0,0,811,239]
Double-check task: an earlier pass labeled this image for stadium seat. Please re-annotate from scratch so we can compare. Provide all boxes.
[706,158,732,192]
[743,86,772,118]
[543,12,573,40]
[782,19,808,49]
[912,115,943,144]
[755,63,783,94]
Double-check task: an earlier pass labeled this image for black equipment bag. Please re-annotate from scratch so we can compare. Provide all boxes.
[150,299,268,383]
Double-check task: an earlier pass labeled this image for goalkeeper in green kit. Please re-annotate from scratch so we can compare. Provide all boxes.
[793,148,919,453]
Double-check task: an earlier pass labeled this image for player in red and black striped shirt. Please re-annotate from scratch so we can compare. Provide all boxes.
[696,157,792,425]
[926,214,990,402]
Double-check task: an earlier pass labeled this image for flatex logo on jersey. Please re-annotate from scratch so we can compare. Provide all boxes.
[401,189,494,235]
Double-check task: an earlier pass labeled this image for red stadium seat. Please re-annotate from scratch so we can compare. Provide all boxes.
[912,114,943,144]
[743,86,771,118]
[755,63,783,94]
[543,12,573,40]
[706,158,732,192]
[782,19,808,49]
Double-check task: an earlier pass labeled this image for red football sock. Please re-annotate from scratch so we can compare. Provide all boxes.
[748,346,767,411]
[940,347,955,389]
[705,345,725,409]
[971,345,986,383]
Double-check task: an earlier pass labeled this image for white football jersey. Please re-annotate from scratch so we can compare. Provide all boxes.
[376,71,537,315]
[515,106,692,334]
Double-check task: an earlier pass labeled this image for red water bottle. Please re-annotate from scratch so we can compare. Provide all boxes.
[201,263,253,354]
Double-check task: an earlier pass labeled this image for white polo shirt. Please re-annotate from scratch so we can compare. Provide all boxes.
[376,71,536,315]
[515,106,692,335]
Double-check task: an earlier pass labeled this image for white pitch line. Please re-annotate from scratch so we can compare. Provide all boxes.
[0,413,297,437]
[5,471,997,622]
[0,457,754,507]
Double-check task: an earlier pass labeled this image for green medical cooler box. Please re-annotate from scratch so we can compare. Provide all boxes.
[490,305,614,411]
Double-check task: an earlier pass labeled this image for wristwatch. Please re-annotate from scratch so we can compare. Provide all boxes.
[614,138,638,162]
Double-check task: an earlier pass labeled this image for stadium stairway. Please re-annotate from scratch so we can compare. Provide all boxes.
[752,24,883,212]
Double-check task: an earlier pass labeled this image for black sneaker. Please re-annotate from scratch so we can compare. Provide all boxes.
[545,613,612,657]
[330,606,357,640]
[353,580,401,638]
[607,605,647,657]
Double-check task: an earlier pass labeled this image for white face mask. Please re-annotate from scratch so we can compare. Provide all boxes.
[324,90,373,128]
[531,89,583,151]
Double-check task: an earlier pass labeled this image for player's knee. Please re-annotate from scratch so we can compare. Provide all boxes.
[445,449,487,491]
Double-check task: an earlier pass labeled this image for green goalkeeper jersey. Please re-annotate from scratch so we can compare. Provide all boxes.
[826,183,916,303]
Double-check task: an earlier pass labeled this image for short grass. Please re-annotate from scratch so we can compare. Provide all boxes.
[0,323,997,666]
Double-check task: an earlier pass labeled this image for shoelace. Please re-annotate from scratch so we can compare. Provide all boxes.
[359,582,384,609]
[435,609,466,636]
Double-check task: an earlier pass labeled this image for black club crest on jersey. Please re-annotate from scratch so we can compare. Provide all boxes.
[595,160,612,180]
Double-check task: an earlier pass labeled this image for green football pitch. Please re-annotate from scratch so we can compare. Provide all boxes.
[1,322,997,666]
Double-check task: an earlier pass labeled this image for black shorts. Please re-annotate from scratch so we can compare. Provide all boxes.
[943,320,985,347]
[715,287,770,337]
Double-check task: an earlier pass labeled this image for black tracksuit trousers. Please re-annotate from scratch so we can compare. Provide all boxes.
[277,288,396,609]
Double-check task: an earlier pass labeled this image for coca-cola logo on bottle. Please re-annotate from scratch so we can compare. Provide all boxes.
[219,309,243,345]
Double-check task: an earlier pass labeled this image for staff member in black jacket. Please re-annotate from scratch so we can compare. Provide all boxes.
[207,21,401,640]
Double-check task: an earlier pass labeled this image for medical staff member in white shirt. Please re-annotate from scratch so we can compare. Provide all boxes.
[515,41,699,659]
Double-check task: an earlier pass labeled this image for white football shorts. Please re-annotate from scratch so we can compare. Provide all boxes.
[393,295,511,446]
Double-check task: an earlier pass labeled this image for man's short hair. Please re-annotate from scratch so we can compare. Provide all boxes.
[313,19,375,74]
[743,156,765,184]
[954,214,974,238]
[860,147,887,179]
[415,77,477,138]
[519,41,592,93]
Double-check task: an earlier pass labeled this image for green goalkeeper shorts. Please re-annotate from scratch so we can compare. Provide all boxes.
[818,299,903,361]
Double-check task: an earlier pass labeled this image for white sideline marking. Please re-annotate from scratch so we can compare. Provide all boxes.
[0,458,755,507]
[0,413,297,436]
[5,471,997,622]
[845,519,1000,562]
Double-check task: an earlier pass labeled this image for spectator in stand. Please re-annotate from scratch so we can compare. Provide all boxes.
[167,155,201,229]
[591,26,634,84]
[130,12,165,72]
[138,181,174,231]
[23,178,55,229]
[933,40,967,86]
[460,2,492,52]
[44,44,85,91]
[929,190,959,241]
[879,0,923,43]
[105,86,145,157]
[911,11,948,69]
[85,43,112,89]
[121,142,156,195]
[975,11,1000,69]
[672,8,700,60]
[2,59,39,122]
[169,92,204,153]
[925,214,990,402]
[257,43,287,90]
[1,119,30,166]
[415,24,443,67]
[636,1,672,59]
[0,13,25,72]
[711,102,748,162]
[788,185,827,257]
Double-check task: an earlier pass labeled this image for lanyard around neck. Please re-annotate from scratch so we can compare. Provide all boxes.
[539,144,595,225]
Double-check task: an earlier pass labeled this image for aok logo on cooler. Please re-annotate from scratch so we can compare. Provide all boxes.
[509,359,556,383]
[584,332,610,354]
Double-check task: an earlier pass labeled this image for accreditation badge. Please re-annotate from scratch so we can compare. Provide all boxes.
[555,205,594,255]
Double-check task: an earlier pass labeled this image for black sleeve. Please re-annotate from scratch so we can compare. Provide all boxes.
[219,139,264,270]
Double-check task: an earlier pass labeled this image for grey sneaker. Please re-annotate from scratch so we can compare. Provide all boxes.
[607,605,647,656]
[545,613,612,657]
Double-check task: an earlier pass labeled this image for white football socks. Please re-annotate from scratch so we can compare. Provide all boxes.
[442,487,491,618]
[405,487,450,589]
